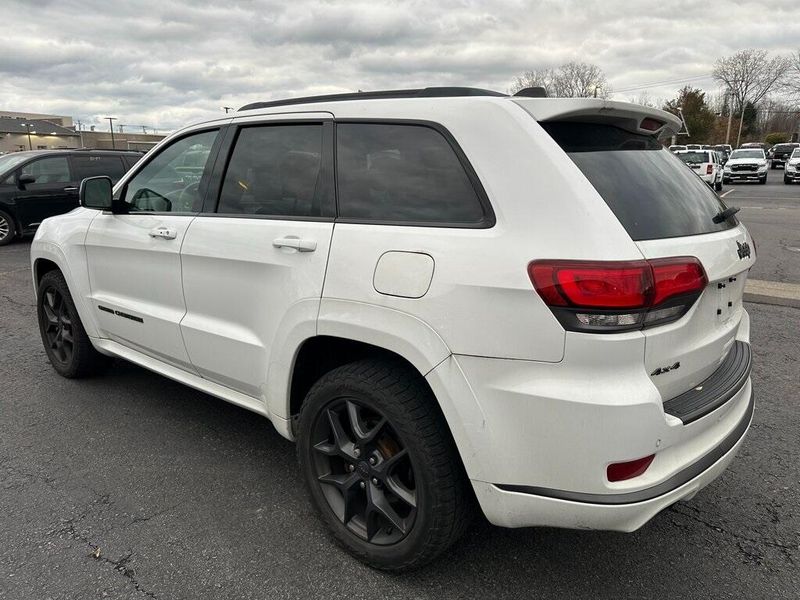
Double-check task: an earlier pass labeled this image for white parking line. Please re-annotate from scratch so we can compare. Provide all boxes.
[720,189,735,198]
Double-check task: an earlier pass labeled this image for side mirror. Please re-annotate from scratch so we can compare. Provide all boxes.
[17,174,36,189]
[79,176,113,210]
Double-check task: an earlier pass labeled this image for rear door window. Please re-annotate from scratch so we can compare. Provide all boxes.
[72,155,127,183]
[336,123,489,226]
[542,122,736,241]
[217,124,328,218]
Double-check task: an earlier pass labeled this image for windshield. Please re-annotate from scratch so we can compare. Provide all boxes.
[730,150,764,160]
[678,151,708,164]
[542,122,736,241]
[0,153,31,177]
[792,149,800,158]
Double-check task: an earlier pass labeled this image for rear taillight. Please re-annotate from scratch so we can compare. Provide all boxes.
[706,164,713,175]
[528,257,707,332]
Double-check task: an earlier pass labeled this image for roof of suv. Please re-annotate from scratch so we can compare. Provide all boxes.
[3,149,143,160]
[235,87,682,135]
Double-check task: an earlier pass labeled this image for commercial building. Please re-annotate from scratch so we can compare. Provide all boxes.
[0,110,166,154]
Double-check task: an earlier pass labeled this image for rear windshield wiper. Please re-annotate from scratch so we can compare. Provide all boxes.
[712,206,740,224]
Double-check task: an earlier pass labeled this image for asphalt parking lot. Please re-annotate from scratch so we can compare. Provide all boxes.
[726,173,800,283]
[1,187,799,598]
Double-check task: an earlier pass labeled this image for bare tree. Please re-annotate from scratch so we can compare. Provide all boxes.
[510,68,557,95]
[781,49,800,100]
[510,62,610,98]
[555,62,611,98]
[712,49,790,146]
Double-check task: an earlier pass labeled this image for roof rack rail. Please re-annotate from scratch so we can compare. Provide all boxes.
[238,87,506,112]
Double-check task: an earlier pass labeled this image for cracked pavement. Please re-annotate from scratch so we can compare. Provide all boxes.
[1,239,798,599]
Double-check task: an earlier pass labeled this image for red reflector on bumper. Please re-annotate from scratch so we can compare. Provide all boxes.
[607,454,655,482]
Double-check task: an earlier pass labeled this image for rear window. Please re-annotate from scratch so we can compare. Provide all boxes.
[774,144,798,152]
[542,122,736,241]
[677,151,709,164]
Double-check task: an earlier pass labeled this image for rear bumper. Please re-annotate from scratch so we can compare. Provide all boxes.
[472,392,751,530]
[426,323,754,531]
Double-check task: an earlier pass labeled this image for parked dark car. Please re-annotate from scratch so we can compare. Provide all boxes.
[770,143,800,169]
[0,149,141,245]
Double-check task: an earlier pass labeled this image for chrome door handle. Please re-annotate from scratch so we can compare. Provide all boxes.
[149,226,177,240]
[273,236,317,252]
[63,186,78,192]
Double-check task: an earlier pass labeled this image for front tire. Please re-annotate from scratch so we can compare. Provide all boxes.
[37,270,111,378]
[297,358,473,571]
[759,175,767,184]
[785,175,792,184]
[0,210,15,246]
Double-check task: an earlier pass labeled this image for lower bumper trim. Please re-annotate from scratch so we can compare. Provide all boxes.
[495,388,753,505]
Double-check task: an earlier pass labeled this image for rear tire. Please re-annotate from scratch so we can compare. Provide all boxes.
[37,270,112,378]
[296,358,473,571]
[0,210,15,246]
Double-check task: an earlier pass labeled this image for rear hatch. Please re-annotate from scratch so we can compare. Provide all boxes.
[514,99,755,403]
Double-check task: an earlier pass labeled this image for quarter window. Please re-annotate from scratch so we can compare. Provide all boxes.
[20,157,71,184]
[123,130,218,213]
[336,123,486,225]
[217,125,325,217]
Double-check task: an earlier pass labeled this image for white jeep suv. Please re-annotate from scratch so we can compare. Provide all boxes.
[30,88,755,571]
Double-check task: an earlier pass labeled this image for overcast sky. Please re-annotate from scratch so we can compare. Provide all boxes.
[1,0,798,133]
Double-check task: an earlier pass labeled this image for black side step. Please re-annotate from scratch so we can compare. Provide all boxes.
[664,341,751,425]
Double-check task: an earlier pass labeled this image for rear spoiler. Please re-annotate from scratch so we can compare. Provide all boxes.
[511,98,682,136]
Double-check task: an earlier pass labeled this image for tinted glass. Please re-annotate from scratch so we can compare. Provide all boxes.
[774,144,798,152]
[678,151,710,164]
[730,150,763,159]
[72,155,127,183]
[20,156,71,184]
[0,153,31,176]
[124,130,217,212]
[337,123,485,224]
[542,122,735,241]
[218,125,324,217]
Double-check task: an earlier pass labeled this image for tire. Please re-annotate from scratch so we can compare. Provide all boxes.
[297,358,473,571]
[0,210,15,246]
[715,179,723,191]
[759,175,767,185]
[722,177,730,185]
[786,176,792,184]
[37,270,112,378]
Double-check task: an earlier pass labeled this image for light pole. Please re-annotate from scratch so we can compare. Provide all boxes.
[104,117,117,149]
[725,90,734,146]
[20,123,34,150]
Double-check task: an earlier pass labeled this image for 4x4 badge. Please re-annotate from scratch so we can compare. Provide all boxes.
[737,240,751,260]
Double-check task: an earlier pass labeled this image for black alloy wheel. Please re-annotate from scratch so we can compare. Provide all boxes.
[41,286,74,366]
[310,397,417,545]
[37,269,111,378]
[297,359,473,571]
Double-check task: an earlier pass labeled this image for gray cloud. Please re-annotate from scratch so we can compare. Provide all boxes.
[1,0,798,132]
